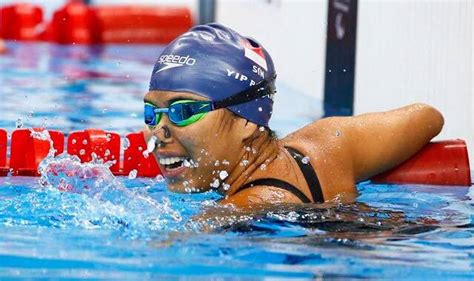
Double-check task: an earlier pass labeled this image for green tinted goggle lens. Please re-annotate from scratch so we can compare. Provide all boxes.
[144,100,212,127]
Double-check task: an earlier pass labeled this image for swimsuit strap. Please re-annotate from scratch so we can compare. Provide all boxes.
[238,178,312,203]
[233,147,324,204]
[284,146,324,203]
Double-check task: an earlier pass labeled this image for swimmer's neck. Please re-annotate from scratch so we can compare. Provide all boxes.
[220,132,281,196]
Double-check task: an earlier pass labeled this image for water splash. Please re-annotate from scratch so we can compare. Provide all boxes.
[16,129,185,234]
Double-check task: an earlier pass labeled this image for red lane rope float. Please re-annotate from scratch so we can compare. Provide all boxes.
[0,129,7,176]
[0,3,44,41]
[0,128,160,177]
[67,129,121,174]
[123,132,160,177]
[93,5,193,44]
[1,2,193,44]
[46,2,97,44]
[10,129,64,176]
[372,140,471,186]
[0,128,470,186]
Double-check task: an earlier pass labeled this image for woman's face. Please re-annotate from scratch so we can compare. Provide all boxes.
[144,90,249,193]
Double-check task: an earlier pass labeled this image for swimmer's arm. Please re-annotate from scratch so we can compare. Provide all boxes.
[330,103,444,182]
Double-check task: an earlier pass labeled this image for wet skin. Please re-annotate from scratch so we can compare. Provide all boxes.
[144,90,444,209]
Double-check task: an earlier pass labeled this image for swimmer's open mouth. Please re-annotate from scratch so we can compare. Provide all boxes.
[159,157,190,171]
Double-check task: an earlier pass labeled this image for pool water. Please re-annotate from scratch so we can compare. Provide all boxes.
[0,41,473,279]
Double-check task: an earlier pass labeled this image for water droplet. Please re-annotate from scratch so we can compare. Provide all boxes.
[155,175,165,182]
[128,169,137,179]
[122,138,130,150]
[241,160,249,166]
[336,130,341,137]
[222,159,230,165]
[259,126,265,132]
[82,139,88,145]
[71,139,77,144]
[258,107,263,112]
[104,149,111,157]
[210,179,220,188]
[79,149,85,156]
[219,170,228,180]
[214,160,220,166]
[260,164,267,170]
[90,152,98,160]
[15,119,23,128]
[301,156,310,164]
[222,183,230,191]
[147,136,157,152]
[142,150,149,159]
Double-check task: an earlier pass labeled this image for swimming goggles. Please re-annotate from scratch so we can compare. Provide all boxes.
[144,76,276,127]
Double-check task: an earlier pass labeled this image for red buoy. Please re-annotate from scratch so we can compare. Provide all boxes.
[123,131,160,177]
[9,128,64,176]
[48,2,96,44]
[44,2,192,44]
[93,5,193,44]
[0,3,44,41]
[0,129,7,176]
[372,140,471,186]
[67,129,121,173]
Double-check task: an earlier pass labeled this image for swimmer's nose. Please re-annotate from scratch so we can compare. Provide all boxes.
[152,125,172,147]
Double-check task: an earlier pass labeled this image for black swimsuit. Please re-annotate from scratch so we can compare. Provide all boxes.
[234,147,324,203]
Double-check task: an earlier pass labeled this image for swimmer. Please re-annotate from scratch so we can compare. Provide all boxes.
[144,23,444,209]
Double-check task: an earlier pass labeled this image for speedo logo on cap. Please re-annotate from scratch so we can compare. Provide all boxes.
[155,54,196,74]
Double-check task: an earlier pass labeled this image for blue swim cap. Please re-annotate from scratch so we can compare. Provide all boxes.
[149,23,276,127]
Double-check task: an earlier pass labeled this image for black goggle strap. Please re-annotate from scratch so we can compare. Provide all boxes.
[211,75,276,110]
